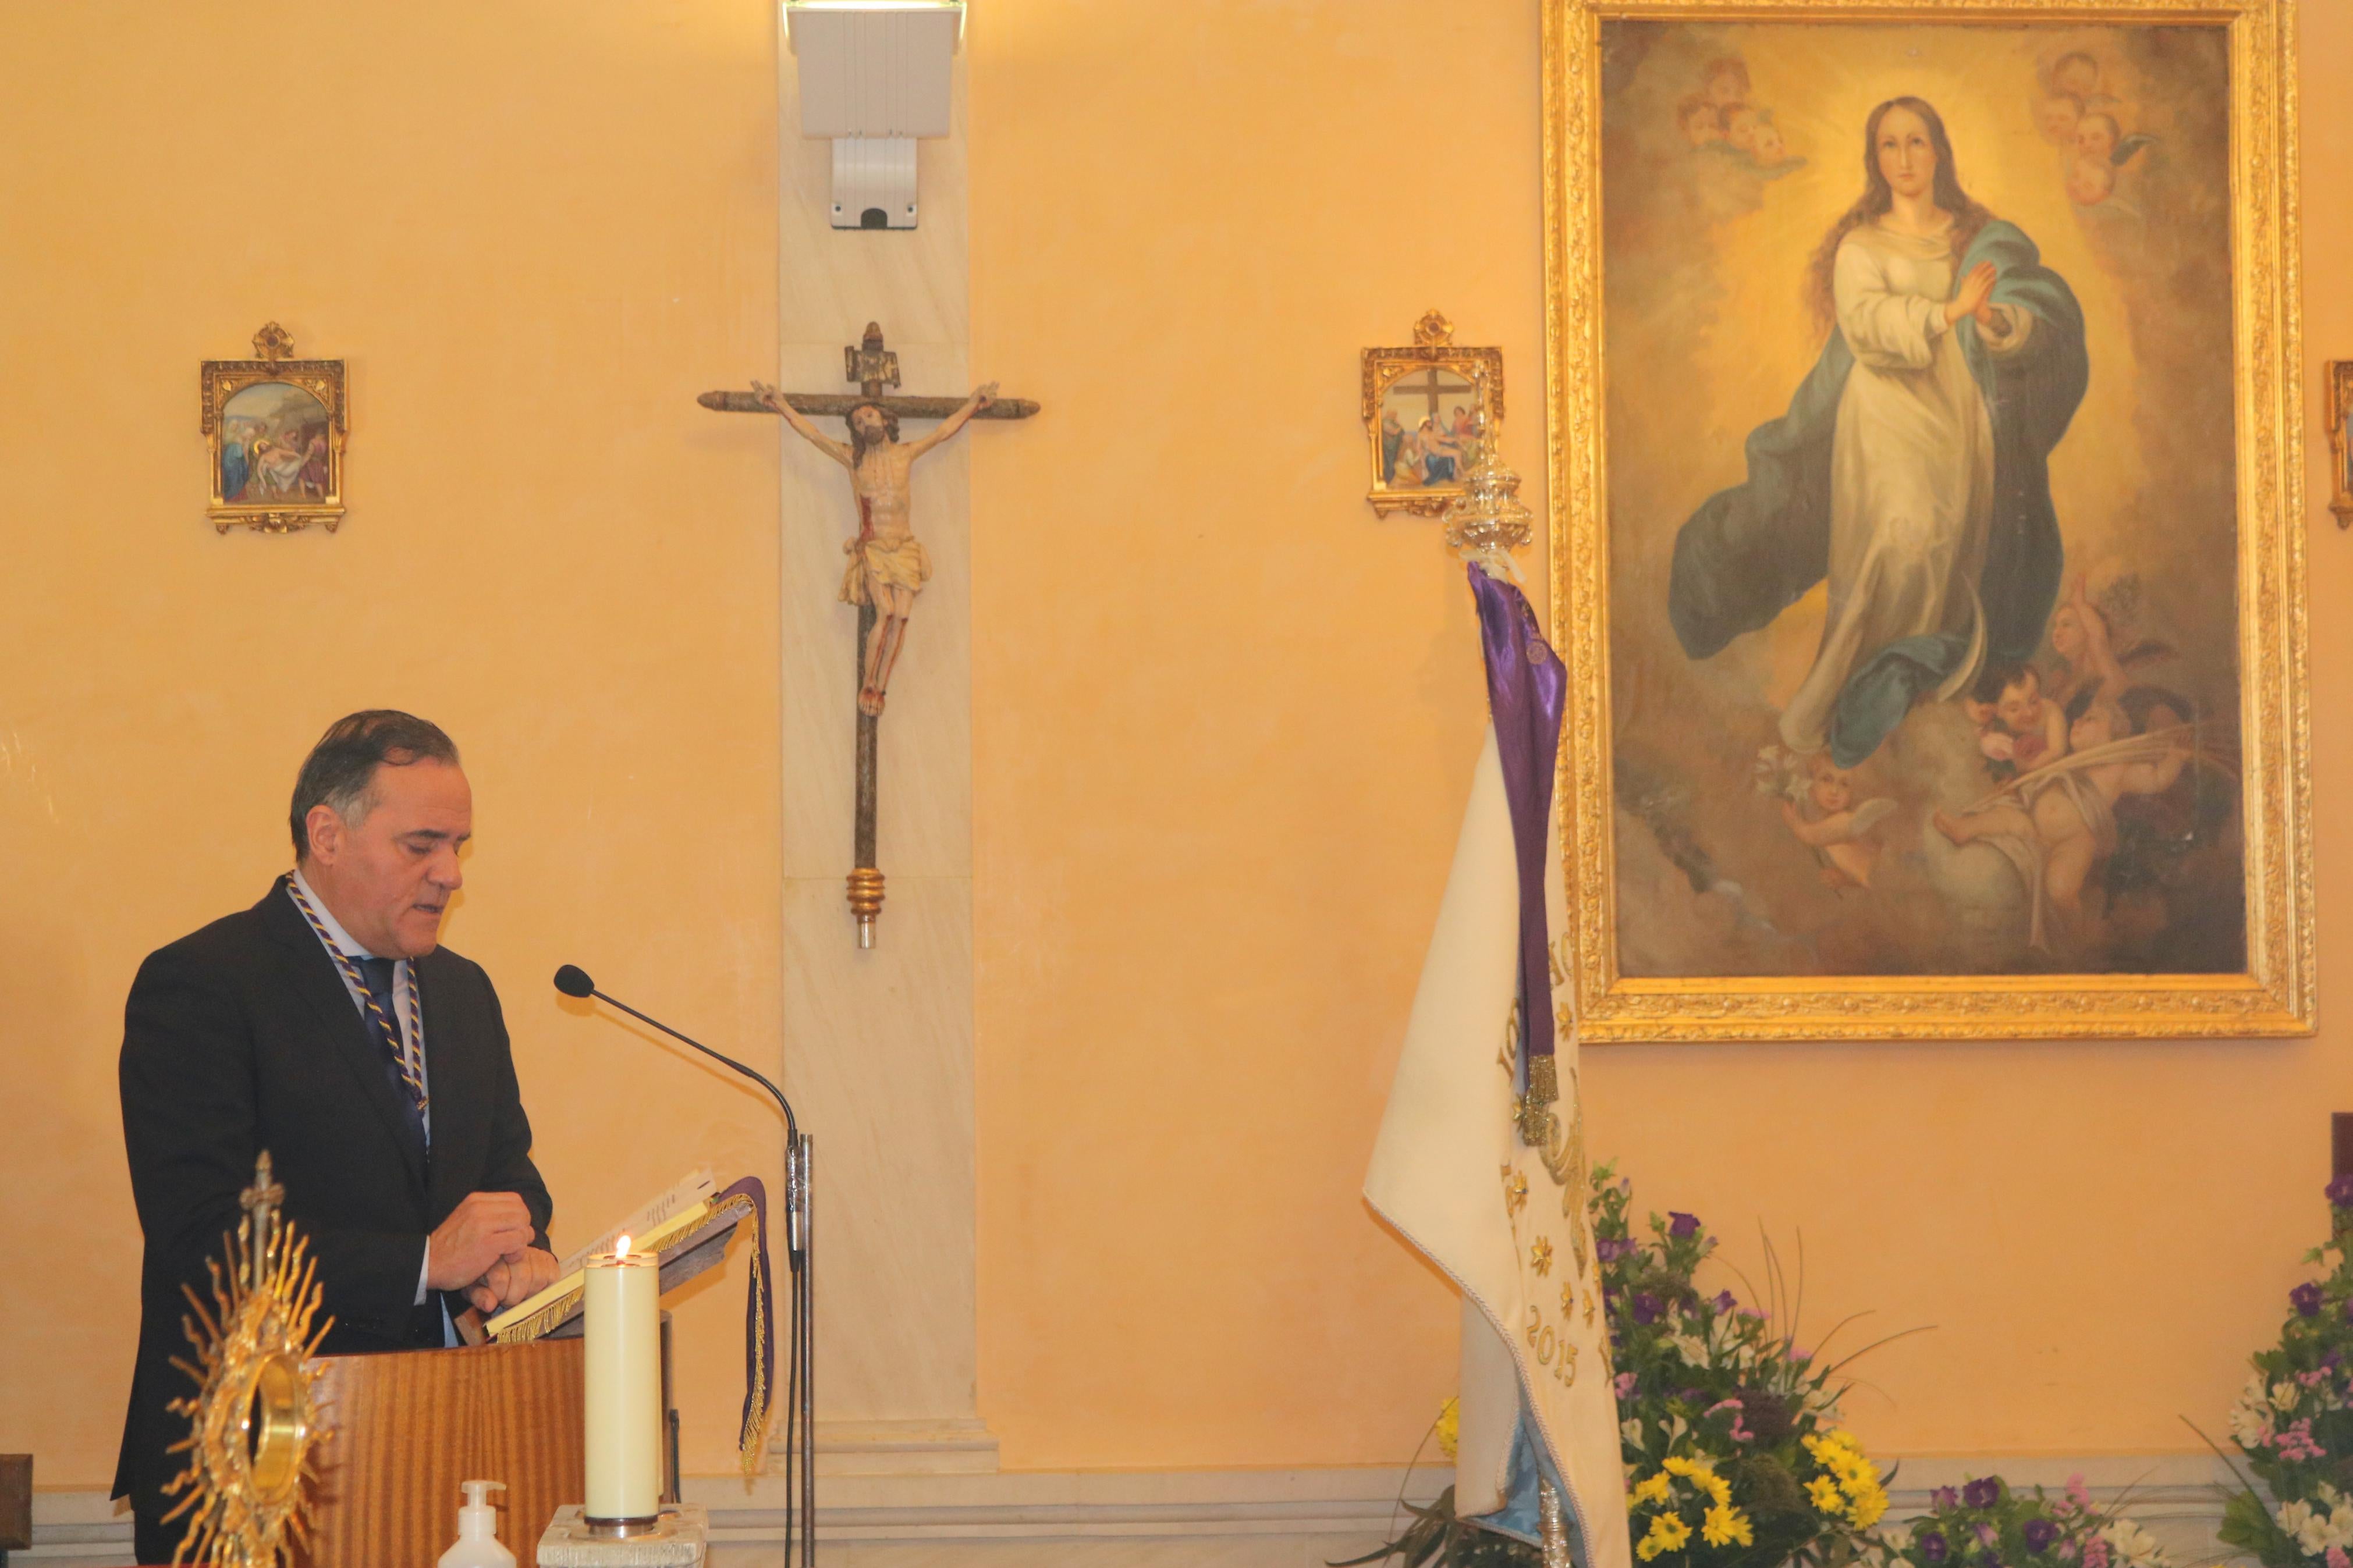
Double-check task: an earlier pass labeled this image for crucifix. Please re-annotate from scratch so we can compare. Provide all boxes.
[702,323,1038,947]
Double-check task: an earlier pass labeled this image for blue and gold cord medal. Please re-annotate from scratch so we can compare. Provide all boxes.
[285,876,428,1113]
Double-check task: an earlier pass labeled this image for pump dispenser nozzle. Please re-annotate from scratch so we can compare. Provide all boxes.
[441,1480,516,1568]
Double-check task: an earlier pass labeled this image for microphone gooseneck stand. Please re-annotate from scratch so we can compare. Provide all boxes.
[554,967,817,1567]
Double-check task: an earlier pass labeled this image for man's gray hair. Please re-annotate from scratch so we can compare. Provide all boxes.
[289,710,461,858]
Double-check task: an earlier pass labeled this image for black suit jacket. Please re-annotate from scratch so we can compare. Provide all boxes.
[113,877,553,1513]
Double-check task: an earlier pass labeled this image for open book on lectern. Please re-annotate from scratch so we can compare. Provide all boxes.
[485,1167,760,1343]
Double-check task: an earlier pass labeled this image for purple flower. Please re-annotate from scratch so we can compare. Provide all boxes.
[2294,1282,2325,1318]
[1632,1292,1663,1324]
[1678,1387,1704,1406]
[1596,1237,1632,1263]
[1975,1524,1999,1547]
[1932,1488,1960,1512]
[1921,1533,1951,1563]
[2024,1520,2060,1555]
[2327,1174,2353,1208]
[1669,1211,1702,1238]
[1963,1478,2003,1509]
[1711,1290,1737,1313]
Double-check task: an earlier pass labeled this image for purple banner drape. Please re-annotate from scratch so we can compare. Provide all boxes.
[1468,566,1567,1081]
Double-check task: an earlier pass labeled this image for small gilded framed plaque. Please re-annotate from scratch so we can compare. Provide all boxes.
[203,321,347,535]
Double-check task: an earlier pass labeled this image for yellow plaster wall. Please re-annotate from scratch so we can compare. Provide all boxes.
[0,3,785,1485]
[2,0,2350,1498]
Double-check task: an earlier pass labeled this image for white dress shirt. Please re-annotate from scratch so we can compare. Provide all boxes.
[286,868,443,1321]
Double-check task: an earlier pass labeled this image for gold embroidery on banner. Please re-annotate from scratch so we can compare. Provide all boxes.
[1561,1280,1577,1318]
[1504,1167,1530,1217]
[1531,1236,1555,1275]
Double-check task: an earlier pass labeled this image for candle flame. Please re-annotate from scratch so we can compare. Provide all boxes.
[615,1233,632,1258]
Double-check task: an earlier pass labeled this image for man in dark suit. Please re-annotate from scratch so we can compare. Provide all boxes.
[115,711,559,1563]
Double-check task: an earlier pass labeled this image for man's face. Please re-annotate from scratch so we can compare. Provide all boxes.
[851,406,889,442]
[305,759,472,958]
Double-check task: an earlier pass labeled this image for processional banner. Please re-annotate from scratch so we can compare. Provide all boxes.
[1367,568,1631,1568]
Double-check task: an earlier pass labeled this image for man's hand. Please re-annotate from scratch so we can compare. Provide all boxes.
[973,381,999,411]
[466,1245,560,1314]
[427,1192,538,1292]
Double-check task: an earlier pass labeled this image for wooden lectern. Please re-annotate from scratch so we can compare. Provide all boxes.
[297,1341,583,1568]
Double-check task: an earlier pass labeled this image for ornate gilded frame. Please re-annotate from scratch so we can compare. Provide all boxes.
[202,322,347,535]
[1363,311,1505,518]
[2327,361,2352,527]
[1542,0,2312,1040]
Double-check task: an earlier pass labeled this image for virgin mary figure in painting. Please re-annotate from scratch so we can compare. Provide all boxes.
[1669,96,2088,769]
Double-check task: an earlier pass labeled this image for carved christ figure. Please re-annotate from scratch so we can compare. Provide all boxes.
[754,379,997,716]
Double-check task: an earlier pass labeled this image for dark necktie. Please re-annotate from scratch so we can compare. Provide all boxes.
[355,955,429,1153]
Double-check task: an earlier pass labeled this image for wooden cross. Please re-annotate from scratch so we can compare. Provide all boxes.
[702,325,1038,948]
[1394,367,1471,422]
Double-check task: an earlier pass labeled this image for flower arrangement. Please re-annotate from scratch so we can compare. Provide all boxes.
[1596,1163,1894,1568]
[1346,1164,2172,1568]
[2214,1176,2353,1568]
[1875,1475,2166,1568]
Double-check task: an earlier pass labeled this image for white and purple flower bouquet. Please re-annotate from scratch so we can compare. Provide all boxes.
[1593,1162,1896,1568]
[2214,1176,2353,1568]
[1875,1477,2167,1568]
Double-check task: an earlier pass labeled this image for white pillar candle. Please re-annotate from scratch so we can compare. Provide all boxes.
[583,1235,661,1523]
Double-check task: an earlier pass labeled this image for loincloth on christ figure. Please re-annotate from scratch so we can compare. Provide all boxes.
[840,533,932,606]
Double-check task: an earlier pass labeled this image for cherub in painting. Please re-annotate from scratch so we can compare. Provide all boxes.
[1670,97,2088,772]
[1934,699,2192,948]
[1756,746,1895,891]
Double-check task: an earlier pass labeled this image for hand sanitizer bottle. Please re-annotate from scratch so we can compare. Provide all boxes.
[439,1480,515,1568]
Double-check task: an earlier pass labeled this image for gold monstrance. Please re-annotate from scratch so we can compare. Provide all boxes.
[160,1152,332,1567]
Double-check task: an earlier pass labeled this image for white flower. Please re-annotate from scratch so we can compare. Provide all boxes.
[1622,1418,1646,1448]
[2278,1501,2318,1544]
[2233,1375,2280,1448]
[1667,1332,1709,1367]
[2276,1381,2306,1413]
[2101,1519,2167,1568]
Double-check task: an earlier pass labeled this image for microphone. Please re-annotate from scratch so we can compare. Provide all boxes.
[552,964,804,1260]
[556,963,817,1568]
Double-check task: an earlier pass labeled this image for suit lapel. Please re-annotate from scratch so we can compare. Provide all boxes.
[258,879,430,1193]
[414,951,479,1222]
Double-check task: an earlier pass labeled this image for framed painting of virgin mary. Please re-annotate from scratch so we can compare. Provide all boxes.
[1543,0,2311,1039]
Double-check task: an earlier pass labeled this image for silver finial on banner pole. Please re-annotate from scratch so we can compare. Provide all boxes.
[1440,368,1535,582]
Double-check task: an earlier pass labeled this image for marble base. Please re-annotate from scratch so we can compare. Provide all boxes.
[537,1505,708,1567]
[813,1417,1000,1475]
